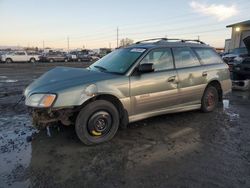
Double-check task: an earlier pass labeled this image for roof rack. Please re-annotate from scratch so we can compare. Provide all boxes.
[180,39,205,44]
[135,38,206,45]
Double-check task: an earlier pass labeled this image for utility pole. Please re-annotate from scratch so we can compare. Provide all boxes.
[67,36,69,51]
[198,35,200,41]
[43,40,45,49]
[116,27,119,48]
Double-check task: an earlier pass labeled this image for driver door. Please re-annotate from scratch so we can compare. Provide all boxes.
[130,48,178,115]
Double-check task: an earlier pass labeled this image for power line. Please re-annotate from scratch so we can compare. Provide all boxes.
[117,27,119,48]
[67,36,69,51]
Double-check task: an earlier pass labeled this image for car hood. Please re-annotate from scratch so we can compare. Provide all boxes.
[24,67,119,96]
[243,36,250,54]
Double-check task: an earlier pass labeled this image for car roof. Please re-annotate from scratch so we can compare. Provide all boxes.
[125,38,211,50]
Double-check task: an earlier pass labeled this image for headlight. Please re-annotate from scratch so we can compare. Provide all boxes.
[25,94,56,107]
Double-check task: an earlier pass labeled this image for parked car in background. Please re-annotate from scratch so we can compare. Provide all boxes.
[24,38,231,145]
[222,47,248,71]
[99,48,112,57]
[70,50,100,62]
[0,51,7,63]
[67,52,78,62]
[39,51,69,62]
[0,51,40,63]
[231,36,250,82]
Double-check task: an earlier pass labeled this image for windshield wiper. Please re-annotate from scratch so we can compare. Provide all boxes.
[94,65,107,72]
[93,65,123,75]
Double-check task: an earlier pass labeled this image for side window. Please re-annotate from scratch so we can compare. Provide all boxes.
[140,48,174,71]
[15,52,25,55]
[193,48,223,64]
[172,47,200,68]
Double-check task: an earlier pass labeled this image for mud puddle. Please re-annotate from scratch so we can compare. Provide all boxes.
[0,115,36,187]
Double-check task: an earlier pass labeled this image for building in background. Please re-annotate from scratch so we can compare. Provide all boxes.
[225,20,250,52]
[224,39,231,53]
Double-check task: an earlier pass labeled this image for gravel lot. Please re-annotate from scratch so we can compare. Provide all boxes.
[0,62,250,188]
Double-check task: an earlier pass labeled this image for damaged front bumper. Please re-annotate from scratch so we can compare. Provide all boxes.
[29,107,77,129]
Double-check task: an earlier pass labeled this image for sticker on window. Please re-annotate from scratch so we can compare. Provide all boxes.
[130,48,146,53]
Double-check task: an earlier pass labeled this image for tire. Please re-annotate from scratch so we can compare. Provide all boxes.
[5,58,12,63]
[64,59,68,62]
[77,58,81,62]
[75,100,120,145]
[30,58,36,63]
[201,86,219,113]
[49,59,54,63]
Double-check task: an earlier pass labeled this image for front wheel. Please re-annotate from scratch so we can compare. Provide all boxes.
[5,58,12,63]
[201,86,219,113]
[75,100,120,145]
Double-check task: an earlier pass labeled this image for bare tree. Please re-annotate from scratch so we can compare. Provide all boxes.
[120,38,134,47]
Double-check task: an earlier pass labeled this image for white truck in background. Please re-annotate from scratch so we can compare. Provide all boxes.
[0,51,40,63]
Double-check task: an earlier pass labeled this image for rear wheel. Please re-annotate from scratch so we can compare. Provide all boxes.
[201,86,219,113]
[75,100,120,145]
[5,58,12,63]
[64,58,68,62]
[30,58,36,63]
[49,59,54,63]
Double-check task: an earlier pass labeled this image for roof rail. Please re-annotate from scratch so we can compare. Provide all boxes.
[135,38,168,44]
[180,39,205,44]
[135,38,206,45]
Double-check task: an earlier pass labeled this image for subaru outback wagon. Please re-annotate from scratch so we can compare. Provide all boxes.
[24,38,231,145]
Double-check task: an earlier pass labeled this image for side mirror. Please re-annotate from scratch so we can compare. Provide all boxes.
[138,63,154,73]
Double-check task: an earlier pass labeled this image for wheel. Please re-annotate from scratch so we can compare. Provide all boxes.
[49,59,54,63]
[30,58,36,63]
[201,86,219,113]
[77,58,81,62]
[5,58,12,63]
[75,100,119,145]
[64,59,68,62]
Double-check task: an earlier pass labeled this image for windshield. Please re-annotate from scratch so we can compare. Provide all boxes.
[231,48,248,55]
[89,48,146,74]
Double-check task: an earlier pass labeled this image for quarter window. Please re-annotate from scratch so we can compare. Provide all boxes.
[140,48,174,71]
[172,47,200,68]
[193,48,223,64]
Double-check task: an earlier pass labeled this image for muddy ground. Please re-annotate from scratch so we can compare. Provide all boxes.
[0,62,250,188]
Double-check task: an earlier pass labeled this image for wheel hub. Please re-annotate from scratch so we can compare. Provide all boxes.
[95,118,107,131]
[207,91,215,106]
[87,111,112,137]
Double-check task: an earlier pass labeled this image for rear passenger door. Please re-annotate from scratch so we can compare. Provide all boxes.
[172,47,206,105]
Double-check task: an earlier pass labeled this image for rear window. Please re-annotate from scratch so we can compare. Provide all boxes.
[193,48,223,65]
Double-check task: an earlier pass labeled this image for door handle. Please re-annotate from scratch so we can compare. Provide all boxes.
[167,76,176,82]
[202,72,208,77]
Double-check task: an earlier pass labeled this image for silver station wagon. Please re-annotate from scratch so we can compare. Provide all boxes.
[24,38,231,145]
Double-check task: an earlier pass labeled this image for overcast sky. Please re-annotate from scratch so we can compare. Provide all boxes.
[0,0,249,49]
